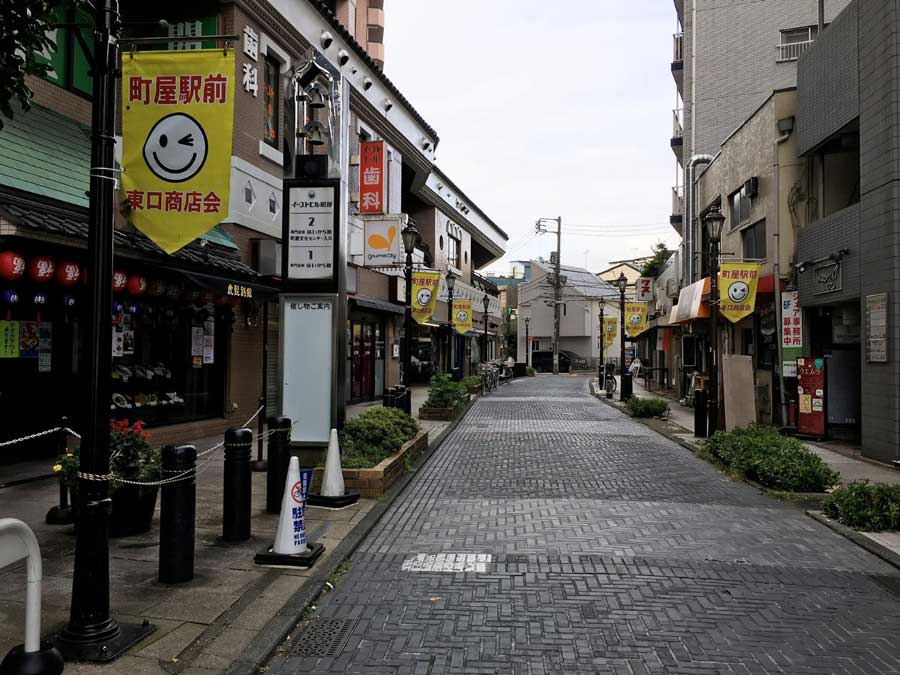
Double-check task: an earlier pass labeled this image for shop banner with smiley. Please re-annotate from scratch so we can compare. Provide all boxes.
[624,302,649,337]
[121,49,235,253]
[603,317,618,349]
[411,270,441,324]
[718,262,760,323]
[453,299,473,335]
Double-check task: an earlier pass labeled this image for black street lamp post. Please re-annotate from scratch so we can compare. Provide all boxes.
[446,270,456,376]
[482,294,490,363]
[598,301,605,386]
[524,316,530,368]
[705,205,726,435]
[401,221,418,415]
[617,272,632,401]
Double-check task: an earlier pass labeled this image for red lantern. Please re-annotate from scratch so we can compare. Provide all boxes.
[0,251,25,281]
[127,274,147,295]
[56,261,81,286]
[28,257,55,283]
[112,270,127,292]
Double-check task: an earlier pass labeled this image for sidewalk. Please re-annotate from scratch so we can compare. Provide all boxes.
[0,394,452,674]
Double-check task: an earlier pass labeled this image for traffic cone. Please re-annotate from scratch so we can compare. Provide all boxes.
[307,429,360,509]
[255,456,324,567]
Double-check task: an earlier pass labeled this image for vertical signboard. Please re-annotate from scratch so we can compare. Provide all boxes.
[865,293,888,363]
[781,291,803,376]
[796,357,826,437]
[284,183,337,282]
[359,140,385,215]
[635,277,654,302]
[281,296,335,444]
[363,215,402,266]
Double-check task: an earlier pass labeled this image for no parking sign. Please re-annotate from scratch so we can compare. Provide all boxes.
[121,50,235,253]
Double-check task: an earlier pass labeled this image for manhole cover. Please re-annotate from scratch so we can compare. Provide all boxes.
[286,618,357,657]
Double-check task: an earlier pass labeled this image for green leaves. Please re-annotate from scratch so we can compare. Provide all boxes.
[340,407,419,469]
[424,372,469,409]
[625,397,669,418]
[825,481,900,531]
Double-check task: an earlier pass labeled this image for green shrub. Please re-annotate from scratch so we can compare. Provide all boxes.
[705,425,839,493]
[625,397,669,418]
[825,481,900,531]
[461,375,482,390]
[424,372,468,409]
[526,367,536,377]
[340,406,419,469]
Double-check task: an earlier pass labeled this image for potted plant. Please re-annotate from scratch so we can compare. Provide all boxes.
[56,420,161,537]
[419,372,469,420]
[462,375,482,395]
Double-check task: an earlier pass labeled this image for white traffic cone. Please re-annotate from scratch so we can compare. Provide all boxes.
[321,429,345,498]
[255,456,324,567]
[307,428,359,509]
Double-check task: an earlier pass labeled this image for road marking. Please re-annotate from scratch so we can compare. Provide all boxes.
[401,553,491,573]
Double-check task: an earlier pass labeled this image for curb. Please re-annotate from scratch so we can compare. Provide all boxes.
[222,395,478,675]
[806,510,900,572]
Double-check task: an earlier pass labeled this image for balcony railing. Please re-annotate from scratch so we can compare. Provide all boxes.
[672,109,684,140]
[672,185,684,216]
[776,40,813,62]
[673,33,684,63]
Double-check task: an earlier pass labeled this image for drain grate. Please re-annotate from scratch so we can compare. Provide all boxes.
[285,618,357,657]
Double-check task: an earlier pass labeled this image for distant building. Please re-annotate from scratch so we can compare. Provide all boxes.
[597,259,646,300]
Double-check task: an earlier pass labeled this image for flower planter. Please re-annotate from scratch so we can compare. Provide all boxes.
[466,385,481,395]
[310,430,429,499]
[110,486,159,537]
[418,404,464,421]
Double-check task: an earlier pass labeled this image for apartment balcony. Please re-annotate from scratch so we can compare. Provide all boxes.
[673,0,683,26]
[672,33,684,94]
[776,40,814,63]
[670,185,684,235]
[671,108,684,164]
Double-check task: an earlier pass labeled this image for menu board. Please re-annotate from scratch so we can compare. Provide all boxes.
[796,357,826,437]
[866,293,888,363]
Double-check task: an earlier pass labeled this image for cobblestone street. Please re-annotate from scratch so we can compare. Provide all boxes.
[268,376,900,674]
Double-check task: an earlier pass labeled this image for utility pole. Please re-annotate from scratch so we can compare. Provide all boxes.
[535,216,563,375]
[818,0,825,33]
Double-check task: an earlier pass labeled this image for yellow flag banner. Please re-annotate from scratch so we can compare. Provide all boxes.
[718,262,761,323]
[603,317,618,349]
[411,271,441,324]
[121,49,236,253]
[624,302,649,337]
[453,299,473,336]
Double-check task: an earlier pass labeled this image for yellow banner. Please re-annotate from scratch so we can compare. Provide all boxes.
[411,271,440,324]
[624,302,649,337]
[719,262,761,323]
[453,299,473,336]
[121,50,236,253]
[603,317,618,349]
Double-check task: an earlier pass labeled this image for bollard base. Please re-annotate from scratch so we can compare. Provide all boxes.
[50,620,155,663]
[306,491,360,509]
[254,542,325,569]
[1,642,64,675]
[251,460,268,472]
[45,505,74,526]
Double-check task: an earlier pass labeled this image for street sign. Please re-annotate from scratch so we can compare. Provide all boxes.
[282,178,341,293]
[359,141,385,214]
[636,277,654,302]
[782,291,802,376]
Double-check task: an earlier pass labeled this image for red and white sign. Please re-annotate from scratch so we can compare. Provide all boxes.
[636,277,654,302]
[359,140,385,215]
[56,262,81,286]
[0,251,25,281]
[112,270,128,292]
[28,257,54,283]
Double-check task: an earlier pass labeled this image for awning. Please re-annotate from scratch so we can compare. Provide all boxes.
[674,277,711,323]
[756,274,784,294]
[182,271,280,299]
[349,293,405,315]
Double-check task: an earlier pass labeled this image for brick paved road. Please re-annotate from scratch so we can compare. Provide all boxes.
[269,376,900,674]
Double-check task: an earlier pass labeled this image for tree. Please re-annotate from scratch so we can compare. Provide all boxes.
[639,242,673,279]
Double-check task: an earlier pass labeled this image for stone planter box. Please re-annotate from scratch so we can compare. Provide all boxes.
[310,430,429,499]
[418,405,462,420]
[466,385,481,395]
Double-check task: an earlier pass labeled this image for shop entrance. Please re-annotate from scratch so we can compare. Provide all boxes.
[350,319,382,403]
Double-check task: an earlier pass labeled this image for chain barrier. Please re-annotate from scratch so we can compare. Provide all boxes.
[0,427,63,448]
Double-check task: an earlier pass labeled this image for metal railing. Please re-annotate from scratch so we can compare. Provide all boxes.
[672,185,684,216]
[673,33,684,63]
[776,40,813,62]
[672,109,684,140]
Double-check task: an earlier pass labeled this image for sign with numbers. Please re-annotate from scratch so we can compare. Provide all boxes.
[282,178,341,291]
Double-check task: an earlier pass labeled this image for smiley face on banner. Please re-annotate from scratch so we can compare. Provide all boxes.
[624,302,649,337]
[719,262,761,323]
[143,113,209,182]
[454,299,473,335]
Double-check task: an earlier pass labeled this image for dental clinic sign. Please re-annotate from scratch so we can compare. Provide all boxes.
[121,50,235,253]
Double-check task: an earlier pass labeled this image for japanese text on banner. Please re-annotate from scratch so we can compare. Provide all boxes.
[718,262,760,323]
[624,302,648,337]
[411,271,441,324]
[453,299,473,336]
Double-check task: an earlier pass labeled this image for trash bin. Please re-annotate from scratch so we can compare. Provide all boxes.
[694,389,708,438]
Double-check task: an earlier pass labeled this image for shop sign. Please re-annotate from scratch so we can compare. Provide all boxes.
[121,49,236,254]
[227,283,254,299]
[866,293,889,363]
[411,270,440,324]
[284,182,337,282]
[718,262,760,323]
[363,215,402,266]
[781,291,803,377]
[624,302,648,337]
[0,321,19,358]
[813,260,842,295]
[797,357,826,436]
[453,299,473,336]
[359,141,385,215]
[603,317,617,349]
[635,277,654,302]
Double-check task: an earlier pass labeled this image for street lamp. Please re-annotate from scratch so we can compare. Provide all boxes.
[617,272,631,401]
[482,294,490,363]
[401,221,418,414]
[445,269,457,376]
[524,316,531,368]
[598,300,605,391]
[705,205,726,435]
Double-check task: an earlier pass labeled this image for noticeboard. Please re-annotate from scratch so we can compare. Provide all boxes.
[796,357,825,437]
[866,293,888,363]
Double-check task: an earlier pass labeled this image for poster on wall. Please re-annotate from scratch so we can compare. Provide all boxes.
[38,323,52,373]
[781,291,803,376]
[20,321,38,358]
[866,293,888,363]
[0,321,19,358]
[796,357,826,437]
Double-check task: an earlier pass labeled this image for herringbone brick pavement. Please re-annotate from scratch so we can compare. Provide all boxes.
[268,376,900,674]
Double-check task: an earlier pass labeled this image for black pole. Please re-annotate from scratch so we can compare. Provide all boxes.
[709,238,721,435]
[483,309,488,363]
[598,305,605,385]
[403,251,413,414]
[46,419,74,525]
[619,284,632,401]
[447,287,454,375]
[253,303,269,472]
[159,445,197,584]
[265,417,291,513]
[223,428,252,542]
[525,320,529,369]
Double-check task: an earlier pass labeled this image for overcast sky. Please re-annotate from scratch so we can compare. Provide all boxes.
[384,0,679,275]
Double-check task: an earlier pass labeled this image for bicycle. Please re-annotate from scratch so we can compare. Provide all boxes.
[602,364,618,394]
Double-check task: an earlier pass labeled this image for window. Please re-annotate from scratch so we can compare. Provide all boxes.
[730,184,752,228]
[263,56,280,147]
[447,235,460,269]
[741,219,767,260]
[33,6,93,97]
[777,26,818,61]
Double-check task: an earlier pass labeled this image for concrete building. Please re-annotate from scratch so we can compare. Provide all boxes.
[597,259,645,300]
[792,0,899,461]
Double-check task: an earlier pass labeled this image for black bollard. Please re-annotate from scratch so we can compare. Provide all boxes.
[223,428,252,542]
[694,389,708,438]
[621,371,633,402]
[265,417,292,514]
[159,444,196,584]
[46,419,74,525]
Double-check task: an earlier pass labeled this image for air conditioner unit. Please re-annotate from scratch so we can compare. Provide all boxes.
[744,176,759,198]
[257,239,282,276]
